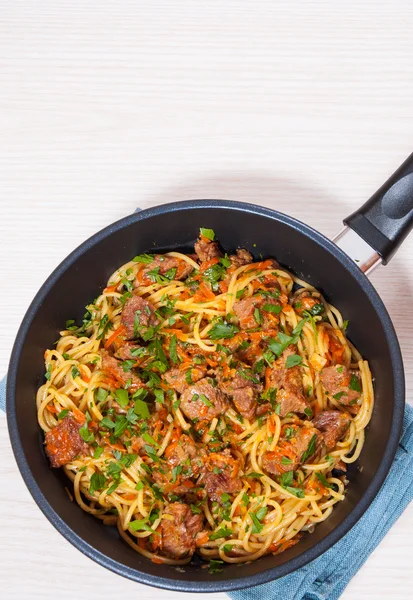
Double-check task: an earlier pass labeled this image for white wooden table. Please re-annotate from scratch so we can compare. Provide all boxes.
[1,2,413,598]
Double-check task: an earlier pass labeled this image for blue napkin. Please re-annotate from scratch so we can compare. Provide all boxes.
[1,376,413,599]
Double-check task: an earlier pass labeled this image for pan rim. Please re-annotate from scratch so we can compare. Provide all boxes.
[6,199,405,592]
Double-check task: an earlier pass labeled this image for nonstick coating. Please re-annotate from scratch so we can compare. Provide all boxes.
[7,200,404,592]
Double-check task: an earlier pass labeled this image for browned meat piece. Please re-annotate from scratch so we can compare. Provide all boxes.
[165,434,202,478]
[262,424,322,477]
[141,254,193,282]
[121,294,159,340]
[159,502,203,559]
[290,289,324,316]
[180,378,228,422]
[201,450,243,501]
[233,297,260,330]
[269,347,308,416]
[218,371,263,420]
[233,387,256,420]
[229,248,253,269]
[194,234,222,263]
[313,410,351,449]
[256,402,271,416]
[164,366,207,394]
[45,416,89,468]
[233,294,282,331]
[320,365,361,406]
[114,342,142,361]
[262,448,298,477]
[101,350,144,392]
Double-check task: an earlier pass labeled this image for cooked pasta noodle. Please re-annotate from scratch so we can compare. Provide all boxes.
[37,228,373,570]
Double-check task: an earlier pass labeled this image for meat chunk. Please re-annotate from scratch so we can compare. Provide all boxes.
[141,254,193,283]
[218,370,263,420]
[290,289,324,317]
[165,434,202,478]
[159,502,203,559]
[180,378,228,422]
[121,294,159,340]
[321,365,361,406]
[233,294,282,331]
[194,234,222,263]
[313,410,351,449]
[262,424,322,477]
[202,450,243,501]
[114,342,143,361]
[101,350,144,392]
[164,365,207,394]
[229,248,253,269]
[233,297,260,330]
[45,416,89,468]
[269,347,308,416]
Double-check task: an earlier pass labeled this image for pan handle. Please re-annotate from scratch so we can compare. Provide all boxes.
[336,153,413,272]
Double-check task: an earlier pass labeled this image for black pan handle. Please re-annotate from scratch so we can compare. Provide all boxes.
[343,153,413,264]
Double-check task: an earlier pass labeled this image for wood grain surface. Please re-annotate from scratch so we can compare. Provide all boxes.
[1,2,413,598]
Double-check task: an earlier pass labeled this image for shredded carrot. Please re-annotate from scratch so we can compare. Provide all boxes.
[104,283,119,293]
[205,357,218,368]
[245,259,275,274]
[46,404,59,414]
[151,555,164,564]
[122,493,137,501]
[196,531,209,547]
[199,256,220,273]
[109,442,127,452]
[161,328,187,341]
[72,406,86,424]
[193,281,215,302]
[218,279,229,293]
[269,537,300,555]
[104,324,126,349]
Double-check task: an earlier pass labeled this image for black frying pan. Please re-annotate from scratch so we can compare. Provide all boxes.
[7,155,413,592]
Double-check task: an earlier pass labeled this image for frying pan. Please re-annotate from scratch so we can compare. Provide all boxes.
[6,154,413,592]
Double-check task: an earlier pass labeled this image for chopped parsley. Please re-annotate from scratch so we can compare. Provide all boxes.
[300,434,317,463]
[133,399,150,419]
[246,472,264,479]
[169,334,179,364]
[254,307,262,324]
[208,559,224,573]
[115,388,129,408]
[350,374,362,392]
[285,354,302,368]
[209,527,232,541]
[315,472,332,488]
[250,507,267,534]
[209,319,239,340]
[71,366,80,379]
[95,388,109,402]
[89,472,106,495]
[200,227,215,240]
[132,253,155,263]
[262,303,282,314]
[199,394,213,407]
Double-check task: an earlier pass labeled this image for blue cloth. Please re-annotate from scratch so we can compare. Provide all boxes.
[1,376,412,599]
[0,376,5,412]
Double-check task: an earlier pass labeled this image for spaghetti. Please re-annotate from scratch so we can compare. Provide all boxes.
[36,228,374,570]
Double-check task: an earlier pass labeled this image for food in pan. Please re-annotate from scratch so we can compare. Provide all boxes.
[37,228,373,569]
